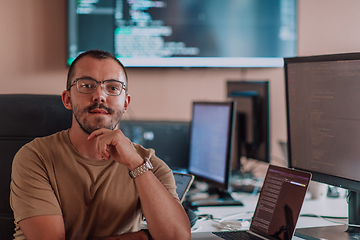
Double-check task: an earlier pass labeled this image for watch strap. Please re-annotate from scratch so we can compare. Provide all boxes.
[129,157,153,178]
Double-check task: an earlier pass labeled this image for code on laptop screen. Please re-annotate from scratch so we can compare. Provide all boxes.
[251,165,311,240]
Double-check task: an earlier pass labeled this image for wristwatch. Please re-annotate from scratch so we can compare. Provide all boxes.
[129,157,153,178]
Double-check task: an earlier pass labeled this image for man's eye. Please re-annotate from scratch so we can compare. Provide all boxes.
[109,86,120,91]
[81,83,93,89]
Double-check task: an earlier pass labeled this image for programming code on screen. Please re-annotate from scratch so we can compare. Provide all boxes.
[68,0,297,67]
[287,60,360,182]
[252,168,309,236]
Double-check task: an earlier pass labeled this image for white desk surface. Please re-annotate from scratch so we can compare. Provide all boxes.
[191,191,348,234]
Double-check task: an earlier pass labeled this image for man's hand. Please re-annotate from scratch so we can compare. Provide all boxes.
[87,128,143,170]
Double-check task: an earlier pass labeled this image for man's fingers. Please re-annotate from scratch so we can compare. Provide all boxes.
[87,129,114,160]
[87,128,129,162]
[87,128,108,141]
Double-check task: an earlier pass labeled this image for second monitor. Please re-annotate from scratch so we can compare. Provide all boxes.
[187,101,243,207]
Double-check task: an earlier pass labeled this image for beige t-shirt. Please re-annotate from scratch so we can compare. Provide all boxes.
[10,130,178,240]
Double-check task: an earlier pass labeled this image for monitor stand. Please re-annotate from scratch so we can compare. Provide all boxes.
[295,191,360,240]
[187,188,244,210]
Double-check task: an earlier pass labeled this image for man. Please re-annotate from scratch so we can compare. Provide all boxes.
[10,50,191,240]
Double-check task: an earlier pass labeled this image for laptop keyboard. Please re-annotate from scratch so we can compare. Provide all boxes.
[213,231,264,240]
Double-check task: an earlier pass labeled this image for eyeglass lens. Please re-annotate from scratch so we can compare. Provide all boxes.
[77,79,124,96]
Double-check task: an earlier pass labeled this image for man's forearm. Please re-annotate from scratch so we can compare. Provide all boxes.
[134,171,191,240]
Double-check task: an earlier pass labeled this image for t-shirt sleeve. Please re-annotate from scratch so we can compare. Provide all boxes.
[10,144,62,223]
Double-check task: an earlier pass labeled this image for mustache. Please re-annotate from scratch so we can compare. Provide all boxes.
[85,103,115,114]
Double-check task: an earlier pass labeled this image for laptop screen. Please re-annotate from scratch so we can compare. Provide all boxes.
[250,165,311,240]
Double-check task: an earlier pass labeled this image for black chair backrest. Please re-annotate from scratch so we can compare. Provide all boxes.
[0,94,72,240]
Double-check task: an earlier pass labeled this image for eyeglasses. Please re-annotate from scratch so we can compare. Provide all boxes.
[68,78,126,96]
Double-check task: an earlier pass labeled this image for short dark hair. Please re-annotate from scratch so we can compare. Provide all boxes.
[67,50,128,92]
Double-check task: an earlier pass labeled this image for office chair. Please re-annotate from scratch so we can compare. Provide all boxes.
[0,94,72,240]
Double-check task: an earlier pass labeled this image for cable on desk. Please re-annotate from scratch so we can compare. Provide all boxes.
[197,214,239,231]
[299,213,360,228]
[197,211,254,231]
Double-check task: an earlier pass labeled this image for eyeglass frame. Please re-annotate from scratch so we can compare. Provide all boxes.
[67,77,127,96]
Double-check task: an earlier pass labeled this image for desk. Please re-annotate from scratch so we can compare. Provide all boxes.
[191,192,349,239]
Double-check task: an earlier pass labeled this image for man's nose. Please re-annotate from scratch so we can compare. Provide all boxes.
[92,83,106,102]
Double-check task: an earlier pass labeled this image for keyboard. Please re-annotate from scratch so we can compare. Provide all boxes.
[213,231,265,240]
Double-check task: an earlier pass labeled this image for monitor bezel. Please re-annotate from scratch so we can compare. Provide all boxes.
[187,101,235,191]
[284,52,360,193]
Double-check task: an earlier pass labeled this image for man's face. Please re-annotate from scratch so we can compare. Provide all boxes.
[67,56,129,135]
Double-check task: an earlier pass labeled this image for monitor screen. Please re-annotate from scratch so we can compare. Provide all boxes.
[284,52,360,237]
[188,101,234,192]
[119,120,189,171]
[67,0,297,68]
[227,81,270,168]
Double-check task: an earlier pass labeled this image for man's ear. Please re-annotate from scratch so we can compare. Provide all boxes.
[62,90,73,110]
[123,93,131,113]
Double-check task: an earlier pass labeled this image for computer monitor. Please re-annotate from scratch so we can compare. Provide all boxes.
[119,120,190,171]
[227,81,270,170]
[187,101,243,207]
[285,52,360,239]
[67,0,297,68]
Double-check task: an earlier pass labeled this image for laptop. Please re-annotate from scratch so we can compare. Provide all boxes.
[191,165,312,240]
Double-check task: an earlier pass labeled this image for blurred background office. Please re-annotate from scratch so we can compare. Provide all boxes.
[1,0,360,164]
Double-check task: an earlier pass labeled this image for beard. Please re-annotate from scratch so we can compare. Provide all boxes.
[72,102,123,135]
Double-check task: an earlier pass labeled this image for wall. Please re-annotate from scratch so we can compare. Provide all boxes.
[1,0,360,162]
